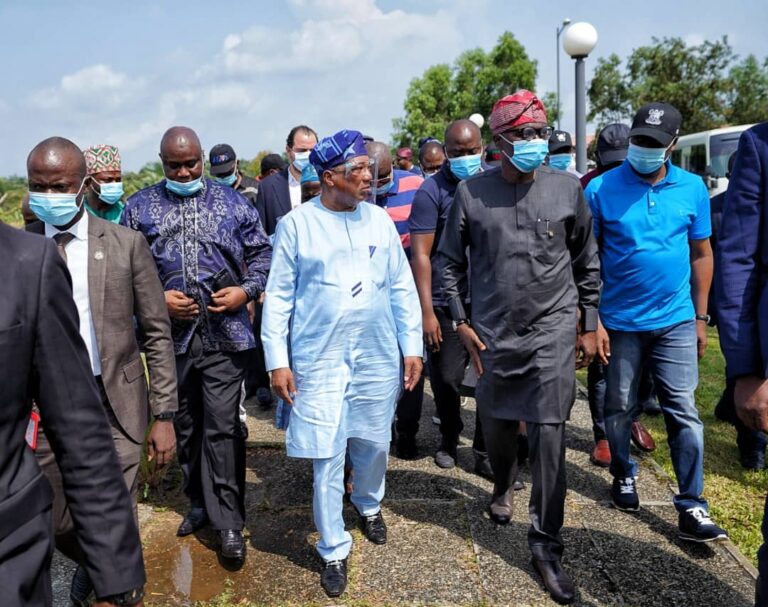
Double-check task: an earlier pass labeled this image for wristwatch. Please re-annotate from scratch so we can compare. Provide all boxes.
[100,587,144,606]
[154,411,175,421]
[452,319,469,332]
[695,314,711,324]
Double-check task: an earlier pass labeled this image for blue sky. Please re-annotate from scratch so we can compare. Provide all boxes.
[0,0,765,175]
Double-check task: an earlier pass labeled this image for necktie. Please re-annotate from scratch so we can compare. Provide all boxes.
[53,231,75,263]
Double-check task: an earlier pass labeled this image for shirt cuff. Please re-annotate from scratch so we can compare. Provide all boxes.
[264,343,290,371]
[581,308,598,332]
[399,333,424,359]
[240,279,260,301]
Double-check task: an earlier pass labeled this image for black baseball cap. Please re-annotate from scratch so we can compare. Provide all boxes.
[209,143,237,176]
[629,102,682,146]
[260,153,287,174]
[596,123,630,165]
[549,130,573,154]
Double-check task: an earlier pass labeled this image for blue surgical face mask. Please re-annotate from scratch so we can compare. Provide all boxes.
[448,153,482,180]
[627,143,668,174]
[214,171,238,187]
[165,168,204,197]
[548,153,572,171]
[371,178,395,197]
[93,180,124,205]
[293,151,311,171]
[500,137,548,173]
[29,180,86,226]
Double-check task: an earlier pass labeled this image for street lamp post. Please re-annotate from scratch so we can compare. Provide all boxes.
[563,22,598,174]
[555,18,571,131]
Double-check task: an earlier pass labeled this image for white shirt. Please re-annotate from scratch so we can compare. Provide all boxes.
[45,212,101,376]
[288,167,302,209]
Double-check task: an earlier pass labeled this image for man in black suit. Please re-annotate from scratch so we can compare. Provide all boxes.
[0,220,145,605]
[254,124,318,235]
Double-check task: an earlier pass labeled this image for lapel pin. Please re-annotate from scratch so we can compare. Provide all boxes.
[94,251,104,260]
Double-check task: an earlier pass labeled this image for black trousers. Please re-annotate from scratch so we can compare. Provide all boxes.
[244,301,271,396]
[395,375,426,438]
[0,505,54,607]
[481,413,566,561]
[430,306,484,451]
[175,333,248,530]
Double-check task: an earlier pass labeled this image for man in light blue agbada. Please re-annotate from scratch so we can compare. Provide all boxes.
[261,129,423,599]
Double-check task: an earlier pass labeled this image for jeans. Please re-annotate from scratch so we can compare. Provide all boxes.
[430,306,485,452]
[604,320,707,513]
[588,361,657,442]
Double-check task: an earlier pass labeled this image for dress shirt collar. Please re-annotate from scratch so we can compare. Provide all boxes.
[44,208,89,241]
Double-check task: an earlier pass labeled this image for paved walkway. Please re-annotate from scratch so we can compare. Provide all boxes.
[54,385,758,606]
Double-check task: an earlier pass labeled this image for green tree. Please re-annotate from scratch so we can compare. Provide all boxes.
[725,54,768,125]
[588,37,735,134]
[243,150,278,178]
[392,32,540,146]
[540,92,561,127]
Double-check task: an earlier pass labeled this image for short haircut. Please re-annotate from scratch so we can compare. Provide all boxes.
[286,125,318,148]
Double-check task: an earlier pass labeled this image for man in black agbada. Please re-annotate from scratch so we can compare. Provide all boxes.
[437,90,600,605]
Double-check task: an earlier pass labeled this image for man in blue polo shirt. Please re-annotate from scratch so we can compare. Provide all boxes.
[585,102,728,543]
[409,119,491,477]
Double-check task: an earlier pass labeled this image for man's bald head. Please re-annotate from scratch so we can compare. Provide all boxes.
[365,141,393,178]
[444,119,483,159]
[27,137,86,179]
[419,141,446,174]
[160,126,202,158]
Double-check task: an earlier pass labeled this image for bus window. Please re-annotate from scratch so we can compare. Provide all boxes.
[689,144,707,176]
[710,133,742,177]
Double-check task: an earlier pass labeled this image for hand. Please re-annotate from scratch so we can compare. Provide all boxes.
[258,291,266,305]
[272,367,297,405]
[146,419,176,467]
[165,290,199,320]
[576,332,597,369]
[208,286,249,313]
[457,324,486,376]
[596,321,610,366]
[734,376,768,432]
[696,320,708,359]
[423,311,442,352]
[247,300,256,324]
[403,356,423,391]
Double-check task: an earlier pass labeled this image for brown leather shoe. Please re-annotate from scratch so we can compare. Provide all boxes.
[590,439,611,467]
[488,489,513,525]
[631,421,656,452]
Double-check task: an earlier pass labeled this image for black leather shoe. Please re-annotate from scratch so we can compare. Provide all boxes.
[488,490,513,525]
[219,529,246,560]
[360,511,387,544]
[69,565,93,607]
[396,434,418,460]
[532,558,575,604]
[176,508,208,536]
[321,559,347,597]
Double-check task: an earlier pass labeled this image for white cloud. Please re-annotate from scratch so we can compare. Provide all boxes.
[683,32,705,47]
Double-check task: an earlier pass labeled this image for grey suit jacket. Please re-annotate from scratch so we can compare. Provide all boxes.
[30,214,178,440]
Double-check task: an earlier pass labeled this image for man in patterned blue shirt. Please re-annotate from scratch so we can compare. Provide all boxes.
[122,126,271,563]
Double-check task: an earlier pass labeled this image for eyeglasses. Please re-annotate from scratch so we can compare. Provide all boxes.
[330,158,375,176]
[503,126,554,141]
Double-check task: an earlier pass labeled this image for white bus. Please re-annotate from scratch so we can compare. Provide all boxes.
[670,124,755,197]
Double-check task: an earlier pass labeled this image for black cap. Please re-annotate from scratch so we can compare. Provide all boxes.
[549,130,573,154]
[597,123,630,165]
[260,153,287,174]
[209,143,237,176]
[630,102,682,146]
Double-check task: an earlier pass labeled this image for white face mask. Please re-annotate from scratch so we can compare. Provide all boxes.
[293,151,311,171]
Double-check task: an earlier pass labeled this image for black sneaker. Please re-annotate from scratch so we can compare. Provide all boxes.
[321,559,347,597]
[69,565,93,607]
[611,476,640,512]
[678,507,728,542]
[360,511,387,544]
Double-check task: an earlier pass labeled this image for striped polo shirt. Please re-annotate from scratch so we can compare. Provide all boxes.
[374,169,424,257]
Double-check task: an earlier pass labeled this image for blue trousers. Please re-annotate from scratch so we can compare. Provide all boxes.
[604,320,707,513]
[312,437,388,561]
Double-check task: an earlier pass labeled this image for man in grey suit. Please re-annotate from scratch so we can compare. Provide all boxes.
[26,136,178,605]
